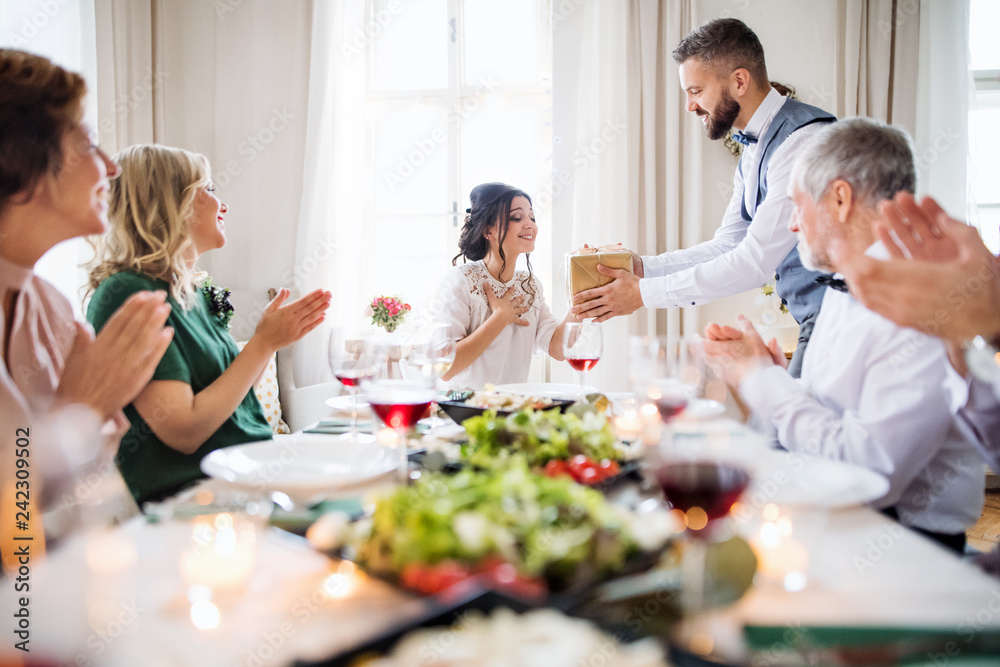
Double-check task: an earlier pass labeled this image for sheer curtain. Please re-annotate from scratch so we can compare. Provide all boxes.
[292,0,367,386]
[552,0,693,391]
[1,0,102,315]
[835,0,970,214]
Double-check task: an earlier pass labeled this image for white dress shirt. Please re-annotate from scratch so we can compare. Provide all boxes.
[739,275,984,534]
[639,88,827,308]
[432,260,559,390]
[946,365,1000,475]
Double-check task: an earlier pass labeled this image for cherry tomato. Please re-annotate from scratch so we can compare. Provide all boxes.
[567,455,592,478]
[579,467,602,485]
[598,459,620,476]
[544,459,571,478]
[402,560,471,594]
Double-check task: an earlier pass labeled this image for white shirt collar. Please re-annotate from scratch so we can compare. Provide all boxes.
[743,87,785,141]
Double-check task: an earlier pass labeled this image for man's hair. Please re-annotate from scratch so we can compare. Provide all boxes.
[672,18,767,85]
[791,117,916,208]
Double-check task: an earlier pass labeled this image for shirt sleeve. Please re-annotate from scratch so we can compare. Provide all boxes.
[946,362,1000,473]
[86,274,191,384]
[641,159,749,278]
[638,123,825,309]
[738,337,957,509]
[430,267,474,342]
[531,279,559,355]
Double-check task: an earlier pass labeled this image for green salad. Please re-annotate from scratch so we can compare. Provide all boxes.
[354,461,638,586]
[460,409,623,470]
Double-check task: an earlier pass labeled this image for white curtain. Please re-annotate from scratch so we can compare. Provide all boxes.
[1,0,101,315]
[292,0,368,386]
[552,0,693,392]
[835,0,970,214]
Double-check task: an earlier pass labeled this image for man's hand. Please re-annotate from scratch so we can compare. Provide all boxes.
[704,315,782,386]
[570,265,643,323]
[833,194,1000,343]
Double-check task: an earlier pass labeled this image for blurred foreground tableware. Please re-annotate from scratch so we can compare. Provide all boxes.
[200,435,397,507]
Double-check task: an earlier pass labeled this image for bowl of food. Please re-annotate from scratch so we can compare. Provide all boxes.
[437,389,574,425]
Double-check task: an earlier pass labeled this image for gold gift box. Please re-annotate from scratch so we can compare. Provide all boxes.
[567,245,634,297]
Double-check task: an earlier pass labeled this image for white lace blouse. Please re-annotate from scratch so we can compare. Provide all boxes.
[431,260,559,390]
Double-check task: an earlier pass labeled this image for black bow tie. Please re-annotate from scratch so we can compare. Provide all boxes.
[815,274,849,293]
[732,130,757,146]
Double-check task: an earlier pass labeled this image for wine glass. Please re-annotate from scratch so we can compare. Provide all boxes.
[630,335,705,424]
[364,344,436,484]
[328,327,378,441]
[563,321,602,397]
[406,324,457,430]
[654,437,751,611]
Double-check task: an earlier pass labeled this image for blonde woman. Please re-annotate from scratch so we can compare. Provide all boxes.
[87,145,331,504]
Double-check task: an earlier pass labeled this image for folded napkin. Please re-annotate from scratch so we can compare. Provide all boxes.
[744,624,1000,664]
[305,418,376,435]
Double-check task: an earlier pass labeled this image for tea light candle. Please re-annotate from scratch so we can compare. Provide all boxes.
[640,403,661,445]
[750,506,809,592]
[179,513,256,594]
[613,413,643,443]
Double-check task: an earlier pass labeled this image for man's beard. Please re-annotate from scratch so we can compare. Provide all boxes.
[701,89,741,141]
[797,234,832,273]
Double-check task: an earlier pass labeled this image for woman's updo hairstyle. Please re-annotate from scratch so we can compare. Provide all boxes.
[453,182,536,307]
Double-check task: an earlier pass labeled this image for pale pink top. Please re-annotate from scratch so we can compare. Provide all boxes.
[0,253,105,503]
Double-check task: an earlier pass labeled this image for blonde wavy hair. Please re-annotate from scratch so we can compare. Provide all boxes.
[88,144,211,307]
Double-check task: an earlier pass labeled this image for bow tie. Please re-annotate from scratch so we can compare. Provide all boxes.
[732,130,757,146]
[815,274,849,293]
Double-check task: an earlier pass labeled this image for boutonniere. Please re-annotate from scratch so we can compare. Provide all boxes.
[201,277,234,329]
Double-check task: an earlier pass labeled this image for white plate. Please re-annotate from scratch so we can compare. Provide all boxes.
[492,382,598,399]
[201,435,396,503]
[748,449,890,508]
[326,395,371,412]
[678,399,726,421]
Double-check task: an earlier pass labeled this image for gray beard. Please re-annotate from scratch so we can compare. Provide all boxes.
[797,237,831,273]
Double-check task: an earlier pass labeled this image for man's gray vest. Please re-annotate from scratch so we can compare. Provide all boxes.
[739,99,836,324]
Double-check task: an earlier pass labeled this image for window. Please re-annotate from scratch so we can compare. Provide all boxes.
[969,0,1000,253]
[363,0,553,312]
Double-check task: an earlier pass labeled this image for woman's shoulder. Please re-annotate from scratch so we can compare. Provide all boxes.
[88,271,165,325]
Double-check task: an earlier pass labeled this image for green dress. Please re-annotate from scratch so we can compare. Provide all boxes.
[87,271,272,505]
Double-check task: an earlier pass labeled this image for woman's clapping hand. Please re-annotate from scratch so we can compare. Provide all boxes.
[56,290,174,420]
[253,288,332,352]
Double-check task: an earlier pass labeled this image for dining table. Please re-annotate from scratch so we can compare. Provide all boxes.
[4,414,1000,666]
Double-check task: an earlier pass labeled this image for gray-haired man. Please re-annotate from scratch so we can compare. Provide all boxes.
[704,118,984,552]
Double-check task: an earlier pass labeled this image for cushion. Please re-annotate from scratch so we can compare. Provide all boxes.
[236,341,291,435]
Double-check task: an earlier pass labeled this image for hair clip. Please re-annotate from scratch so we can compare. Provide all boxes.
[465,208,471,213]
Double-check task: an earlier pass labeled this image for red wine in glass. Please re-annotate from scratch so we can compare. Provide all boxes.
[657,461,750,526]
[335,369,370,388]
[368,385,435,430]
[654,396,688,422]
[567,357,599,372]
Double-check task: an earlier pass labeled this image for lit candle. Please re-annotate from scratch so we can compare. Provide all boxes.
[640,403,661,445]
[179,513,257,594]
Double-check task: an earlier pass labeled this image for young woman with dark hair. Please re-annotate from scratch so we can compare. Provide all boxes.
[432,182,577,388]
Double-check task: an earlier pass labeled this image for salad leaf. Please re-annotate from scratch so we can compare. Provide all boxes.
[354,460,637,586]
[461,409,622,470]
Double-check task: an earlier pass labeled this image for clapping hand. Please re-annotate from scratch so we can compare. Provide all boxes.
[57,290,174,420]
[832,194,1000,343]
[704,315,785,386]
[253,288,332,352]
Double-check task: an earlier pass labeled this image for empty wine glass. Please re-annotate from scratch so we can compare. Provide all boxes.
[406,324,457,430]
[563,321,602,398]
[630,335,705,424]
[328,327,378,441]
